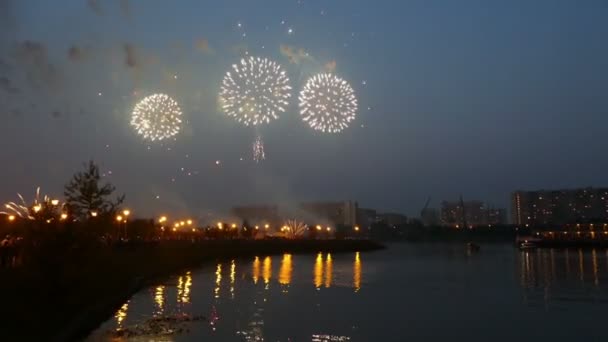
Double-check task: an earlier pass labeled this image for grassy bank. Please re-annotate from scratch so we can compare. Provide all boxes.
[0,239,383,341]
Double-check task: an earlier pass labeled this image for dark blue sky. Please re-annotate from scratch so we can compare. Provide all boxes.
[0,0,607,219]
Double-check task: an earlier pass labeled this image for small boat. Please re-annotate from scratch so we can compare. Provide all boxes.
[519,240,538,250]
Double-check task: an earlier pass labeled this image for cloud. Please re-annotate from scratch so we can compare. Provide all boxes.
[0,76,19,94]
[67,45,88,62]
[11,40,60,88]
[279,45,314,65]
[195,39,213,55]
[119,0,131,18]
[324,60,336,73]
[87,0,102,15]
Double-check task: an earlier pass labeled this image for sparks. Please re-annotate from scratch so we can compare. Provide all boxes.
[252,135,265,163]
[299,73,358,133]
[130,93,183,141]
[219,57,292,126]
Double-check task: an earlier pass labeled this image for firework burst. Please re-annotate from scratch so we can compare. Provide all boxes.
[252,135,265,163]
[1,187,59,220]
[219,57,292,126]
[131,93,182,141]
[299,73,358,133]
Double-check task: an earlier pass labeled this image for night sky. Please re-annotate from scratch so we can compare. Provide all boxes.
[0,0,607,219]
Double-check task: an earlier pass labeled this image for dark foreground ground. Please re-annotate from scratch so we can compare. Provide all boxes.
[0,239,383,341]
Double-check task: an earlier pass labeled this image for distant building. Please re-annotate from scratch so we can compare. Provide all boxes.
[356,208,377,229]
[511,187,608,226]
[376,212,408,226]
[421,208,440,226]
[232,205,281,226]
[299,200,358,227]
[441,200,506,228]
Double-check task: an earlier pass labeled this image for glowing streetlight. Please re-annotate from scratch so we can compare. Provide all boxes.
[159,216,167,223]
[354,226,360,232]
[51,199,59,206]
[172,227,177,232]
[217,222,223,230]
[255,225,259,230]
[122,209,130,217]
[231,223,237,229]
[33,205,42,213]
[180,221,185,227]
[90,211,98,217]
[326,227,331,232]
[316,225,322,231]
[264,224,269,229]
[8,215,15,222]
[187,219,193,225]
[116,215,123,222]
[192,228,196,233]
[60,213,68,220]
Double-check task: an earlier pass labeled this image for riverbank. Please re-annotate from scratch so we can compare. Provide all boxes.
[0,239,383,341]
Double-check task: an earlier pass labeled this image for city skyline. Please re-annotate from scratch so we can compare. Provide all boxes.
[1,0,607,218]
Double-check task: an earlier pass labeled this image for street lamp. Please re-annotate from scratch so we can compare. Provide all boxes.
[159,216,167,223]
[187,219,193,226]
[90,211,98,217]
[60,213,68,220]
[33,205,42,213]
[123,209,130,217]
[354,226,360,232]
[326,227,331,232]
[116,215,123,222]
[8,215,15,222]
[231,223,237,229]
[217,222,223,230]
[51,199,59,206]
[264,224,269,230]
[316,225,322,231]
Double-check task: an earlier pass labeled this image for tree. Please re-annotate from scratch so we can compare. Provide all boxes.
[64,160,125,220]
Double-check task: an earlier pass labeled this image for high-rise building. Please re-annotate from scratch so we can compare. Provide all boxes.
[511,187,608,226]
[441,200,506,228]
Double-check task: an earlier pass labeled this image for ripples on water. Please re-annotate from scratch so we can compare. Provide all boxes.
[89,245,608,341]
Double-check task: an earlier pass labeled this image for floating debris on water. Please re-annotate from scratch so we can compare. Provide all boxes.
[107,313,206,339]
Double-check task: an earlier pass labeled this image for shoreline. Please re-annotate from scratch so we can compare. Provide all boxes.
[50,239,384,342]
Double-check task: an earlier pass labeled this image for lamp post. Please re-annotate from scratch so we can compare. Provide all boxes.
[122,209,130,239]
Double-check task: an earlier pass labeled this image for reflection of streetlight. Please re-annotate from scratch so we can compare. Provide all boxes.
[51,199,59,206]
[90,211,98,217]
[8,215,15,222]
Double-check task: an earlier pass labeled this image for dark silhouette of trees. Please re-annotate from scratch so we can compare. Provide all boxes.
[64,160,124,221]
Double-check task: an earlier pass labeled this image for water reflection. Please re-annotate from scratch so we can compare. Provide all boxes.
[263,256,272,287]
[353,252,361,292]
[518,248,608,306]
[177,271,193,304]
[252,256,260,284]
[114,301,129,329]
[314,253,323,288]
[230,260,236,299]
[279,254,293,288]
[214,264,222,299]
[325,254,333,288]
[155,286,165,315]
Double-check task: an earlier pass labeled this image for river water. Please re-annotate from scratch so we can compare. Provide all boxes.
[88,243,608,341]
